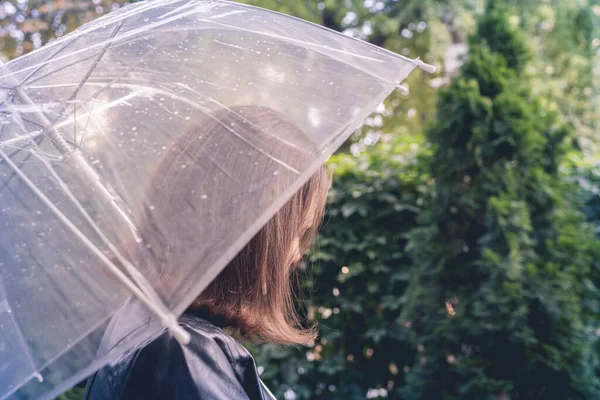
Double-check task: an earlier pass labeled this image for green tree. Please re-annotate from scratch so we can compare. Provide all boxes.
[400,2,600,399]
[512,0,600,158]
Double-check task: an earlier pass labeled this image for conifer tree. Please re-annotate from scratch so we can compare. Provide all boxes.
[400,3,600,398]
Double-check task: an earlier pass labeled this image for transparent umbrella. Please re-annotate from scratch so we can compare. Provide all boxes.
[0,0,434,398]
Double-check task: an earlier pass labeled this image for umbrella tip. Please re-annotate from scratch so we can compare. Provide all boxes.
[396,84,409,95]
[412,58,437,74]
[162,314,191,345]
[170,325,192,345]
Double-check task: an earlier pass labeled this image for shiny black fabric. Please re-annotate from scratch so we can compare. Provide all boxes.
[84,314,274,400]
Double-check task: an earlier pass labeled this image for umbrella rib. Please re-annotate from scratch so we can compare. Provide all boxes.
[0,94,10,143]
[21,116,79,150]
[17,52,102,89]
[174,83,313,156]
[78,100,97,148]
[19,28,166,151]
[17,36,79,88]
[0,94,39,190]
[26,21,125,153]
[0,1,186,87]
[19,28,164,90]
[68,22,124,103]
[4,114,72,153]
[0,34,80,175]
[0,117,63,192]
[5,76,195,150]
[68,21,124,147]
[0,91,16,124]
[0,150,59,194]
[0,148,190,346]
[3,145,62,162]
[204,104,301,175]
[154,82,302,174]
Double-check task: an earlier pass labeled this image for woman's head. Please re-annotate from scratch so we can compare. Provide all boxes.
[136,105,330,345]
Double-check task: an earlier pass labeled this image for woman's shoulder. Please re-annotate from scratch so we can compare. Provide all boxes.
[178,313,259,374]
[84,314,269,400]
[179,313,248,355]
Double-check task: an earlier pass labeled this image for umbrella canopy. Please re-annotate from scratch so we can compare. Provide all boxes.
[0,0,434,398]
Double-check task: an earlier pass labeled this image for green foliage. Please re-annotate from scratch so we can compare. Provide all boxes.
[0,0,129,60]
[252,135,432,399]
[572,162,600,238]
[55,386,84,400]
[400,4,600,399]
[239,0,322,24]
[472,1,532,74]
[515,0,600,155]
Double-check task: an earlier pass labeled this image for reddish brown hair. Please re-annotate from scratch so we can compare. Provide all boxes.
[135,105,330,345]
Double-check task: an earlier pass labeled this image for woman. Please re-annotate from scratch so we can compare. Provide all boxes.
[84,106,331,399]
